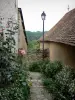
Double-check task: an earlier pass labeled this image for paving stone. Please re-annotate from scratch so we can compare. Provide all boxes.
[29,72,53,100]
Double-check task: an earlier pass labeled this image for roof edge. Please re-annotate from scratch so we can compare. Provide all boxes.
[18,8,28,44]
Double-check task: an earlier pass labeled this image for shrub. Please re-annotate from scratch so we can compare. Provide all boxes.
[0,82,30,100]
[29,61,41,72]
[0,20,30,100]
[29,59,63,76]
[40,59,50,73]
[29,59,50,72]
[0,54,30,100]
[43,65,75,100]
[43,78,57,93]
[41,61,63,78]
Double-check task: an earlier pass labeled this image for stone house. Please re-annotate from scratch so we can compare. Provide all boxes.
[0,0,28,53]
[39,8,75,67]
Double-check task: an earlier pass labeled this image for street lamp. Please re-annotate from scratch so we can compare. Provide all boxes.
[41,11,46,60]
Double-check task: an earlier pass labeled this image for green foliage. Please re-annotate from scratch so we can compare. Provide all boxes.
[26,31,45,42]
[29,60,63,75]
[41,61,63,78]
[0,62,30,100]
[42,61,75,100]
[26,31,47,51]
[0,36,16,87]
[28,40,39,51]
[43,78,57,93]
[29,60,48,72]
[29,59,75,99]
[29,61,42,72]
[0,20,30,100]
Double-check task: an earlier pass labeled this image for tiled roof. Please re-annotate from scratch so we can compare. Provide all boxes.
[40,8,75,46]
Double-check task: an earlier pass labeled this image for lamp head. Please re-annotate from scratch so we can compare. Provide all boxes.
[41,11,46,20]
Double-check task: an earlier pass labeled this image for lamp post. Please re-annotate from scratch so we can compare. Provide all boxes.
[41,11,46,60]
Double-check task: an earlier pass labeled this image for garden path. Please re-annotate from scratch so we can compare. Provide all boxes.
[28,72,53,100]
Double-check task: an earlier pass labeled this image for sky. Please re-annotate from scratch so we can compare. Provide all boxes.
[18,0,75,31]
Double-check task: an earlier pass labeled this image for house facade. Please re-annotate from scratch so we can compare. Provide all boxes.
[40,8,75,68]
[0,0,27,54]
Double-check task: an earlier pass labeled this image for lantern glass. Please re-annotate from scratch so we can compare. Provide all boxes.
[41,11,46,20]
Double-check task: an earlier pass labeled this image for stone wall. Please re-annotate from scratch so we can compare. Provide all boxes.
[0,0,18,53]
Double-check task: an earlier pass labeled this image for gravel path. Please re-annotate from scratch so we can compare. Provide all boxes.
[28,72,53,100]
